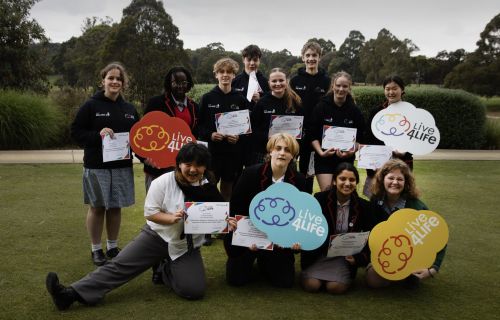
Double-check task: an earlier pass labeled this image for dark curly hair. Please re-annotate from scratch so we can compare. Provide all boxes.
[163,66,194,93]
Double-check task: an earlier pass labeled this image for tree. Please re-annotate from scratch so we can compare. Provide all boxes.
[445,13,500,96]
[329,30,365,82]
[187,42,229,84]
[359,29,418,84]
[307,38,336,54]
[0,0,50,92]
[101,0,189,106]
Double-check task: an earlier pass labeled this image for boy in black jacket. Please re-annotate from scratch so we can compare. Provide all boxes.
[290,41,331,193]
[198,58,249,200]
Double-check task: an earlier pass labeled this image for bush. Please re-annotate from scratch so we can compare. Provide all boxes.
[484,118,500,149]
[0,90,63,149]
[353,86,486,149]
[49,87,90,146]
[188,84,214,103]
[480,96,500,112]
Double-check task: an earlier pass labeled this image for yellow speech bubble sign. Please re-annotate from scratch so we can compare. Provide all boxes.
[369,208,448,281]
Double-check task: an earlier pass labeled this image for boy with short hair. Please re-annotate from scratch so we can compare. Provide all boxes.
[290,41,331,193]
[198,57,249,201]
[232,44,270,105]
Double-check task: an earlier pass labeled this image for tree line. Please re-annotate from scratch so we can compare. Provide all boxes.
[2,0,499,106]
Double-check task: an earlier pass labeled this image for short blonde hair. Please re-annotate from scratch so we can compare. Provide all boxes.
[213,57,239,74]
[266,133,300,158]
[301,41,322,57]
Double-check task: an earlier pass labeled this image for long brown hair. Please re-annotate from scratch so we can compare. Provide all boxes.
[269,68,302,113]
[371,159,420,201]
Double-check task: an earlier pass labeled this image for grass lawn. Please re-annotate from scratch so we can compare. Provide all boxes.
[0,161,499,319]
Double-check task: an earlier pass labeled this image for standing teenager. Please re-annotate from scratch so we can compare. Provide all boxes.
[251,68,303,164]
[143,67,199,191]
[71,62,139,266]
[290,41,331,193]
[363,75,413,197]
[310,71,365,192]
[198,58,249,201]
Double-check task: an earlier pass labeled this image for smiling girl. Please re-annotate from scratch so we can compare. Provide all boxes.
[301,163,376,294]
[251,68,303,164]
[310,71,365,191]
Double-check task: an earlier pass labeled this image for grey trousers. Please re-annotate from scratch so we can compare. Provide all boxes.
[71,225,206,304]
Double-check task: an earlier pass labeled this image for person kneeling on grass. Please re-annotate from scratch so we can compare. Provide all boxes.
[46,143,237,310]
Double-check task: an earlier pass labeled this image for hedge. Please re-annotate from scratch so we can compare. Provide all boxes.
[188,84,486,150]
[0,90,63,150]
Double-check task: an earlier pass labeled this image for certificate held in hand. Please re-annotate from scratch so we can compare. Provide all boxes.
[184,202,229,234]
[321,126,357,151]
[215,110,252,136]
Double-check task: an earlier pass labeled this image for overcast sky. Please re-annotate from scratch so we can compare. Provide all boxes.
[31,0,500,57]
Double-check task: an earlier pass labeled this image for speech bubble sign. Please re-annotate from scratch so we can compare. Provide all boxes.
[249,182,328,250]
[371,101,440,155]
[130,111,196,168]
[369,208,449,281]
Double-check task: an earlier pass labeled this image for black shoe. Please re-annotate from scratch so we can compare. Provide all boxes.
[46,272,76,311]
[106,247,120,259]
[203,234,213,246]
[91,249,107,266]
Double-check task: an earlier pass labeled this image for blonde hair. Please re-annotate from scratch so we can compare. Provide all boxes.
[371,159,420,200]
[301,41,322,57]
[266,133,300,158]
[269,68,302,112]
[328,70,355,102]
[100,62,129,89]
[213,57,239,74]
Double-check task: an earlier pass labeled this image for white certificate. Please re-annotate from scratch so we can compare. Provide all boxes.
[184,202,229,234]
[231,215,273,250]
[326,232,370,257]
[246,71,260,102]
[357,145,393,170]
[268,115,304,139]
[102,132,130,162]
[321,126,357,151]
[215,110,252,135]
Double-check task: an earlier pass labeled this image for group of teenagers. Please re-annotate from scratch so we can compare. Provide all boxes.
[46,41,446,311]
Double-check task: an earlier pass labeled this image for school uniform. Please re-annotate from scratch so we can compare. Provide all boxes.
[310,93,365,174]
[251,93,303,163]
[198,86,249,182]
[224,162,306,288]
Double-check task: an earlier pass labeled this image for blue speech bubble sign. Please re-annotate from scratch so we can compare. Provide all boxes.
[249,183,328,250]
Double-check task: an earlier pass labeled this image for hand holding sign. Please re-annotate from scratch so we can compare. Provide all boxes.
[130,111,196,168]
[249,183,328,250]
[371,101,440,155]
[369,208,448,281]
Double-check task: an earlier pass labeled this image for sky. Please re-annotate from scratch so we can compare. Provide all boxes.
[30,0,500,58]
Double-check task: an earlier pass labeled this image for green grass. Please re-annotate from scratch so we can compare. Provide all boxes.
[0,162,499,319]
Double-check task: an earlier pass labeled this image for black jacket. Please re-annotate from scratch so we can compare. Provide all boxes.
[310,93,365,145]
[290,67,330,138]
[198,86,249,155]
[301,190,378,270]
[251,93,303,154]
[142,93,199,177]
[71,91,139,169]
[232,70,270,110]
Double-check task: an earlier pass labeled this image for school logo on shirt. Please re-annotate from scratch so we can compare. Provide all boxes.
[234,87,245,92]
[264,109,276,114]
[124,114,135,119]
[96,112,110,117]
[208,104,220,109]
[344,119,353,125]
[325,118,333,123]
[230,104,240,110]
[294,85,306,91]
[315,87,326,93]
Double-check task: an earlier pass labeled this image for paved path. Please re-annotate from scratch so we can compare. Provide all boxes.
[0,149,500,164]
